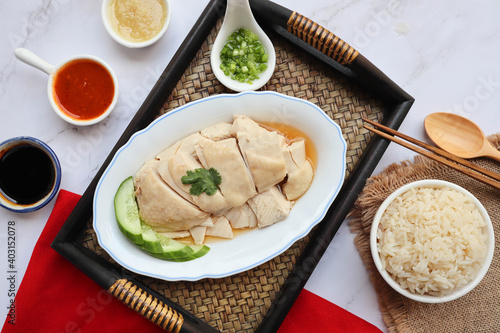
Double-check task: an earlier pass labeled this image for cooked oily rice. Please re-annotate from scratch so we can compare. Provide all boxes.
[377,186,487,296]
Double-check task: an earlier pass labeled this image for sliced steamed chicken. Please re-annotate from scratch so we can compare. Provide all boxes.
[158,151,230,214]
[155,230,191,239]
[206,216,234,239]
[132,115,314,246]
[247,186,291,228]
[195,137,257,207]
[155,132,204,203]
[189,225,207,245]
[156,132,203,159]
[150,217,211,245]
[200,122,234,141]
[232,114,265,133]
[223,203,258,229]
[133,160,209,230]
[234,116,287,193]
[281,140,314,200]
[283,162,314,200]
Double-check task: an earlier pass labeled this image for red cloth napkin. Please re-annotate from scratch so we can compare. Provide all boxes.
[3,190,381,333]
[2,190,165,333]
[279,289,382,333]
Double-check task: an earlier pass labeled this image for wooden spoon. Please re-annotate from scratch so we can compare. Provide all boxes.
[424,112,500,162]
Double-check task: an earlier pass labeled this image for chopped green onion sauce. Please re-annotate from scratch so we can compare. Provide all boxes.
[219,28,269,84]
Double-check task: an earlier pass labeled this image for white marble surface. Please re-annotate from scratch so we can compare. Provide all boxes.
[1,0,499,331]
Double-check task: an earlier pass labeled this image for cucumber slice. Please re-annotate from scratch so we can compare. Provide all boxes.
[173,244,210,262]
[114,176,143,245]
[114,176,210,262]
[140,223,163,254]
[146,233,195,260]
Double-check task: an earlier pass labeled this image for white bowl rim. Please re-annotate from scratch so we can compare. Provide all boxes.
[101,0,172,49]
[370,179,495,303]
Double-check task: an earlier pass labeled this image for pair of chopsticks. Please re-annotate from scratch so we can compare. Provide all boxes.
[363,118,500,191]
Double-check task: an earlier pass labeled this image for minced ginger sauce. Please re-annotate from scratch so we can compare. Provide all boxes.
[109,0,167,42]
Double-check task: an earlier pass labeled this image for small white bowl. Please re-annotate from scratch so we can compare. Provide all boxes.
[47,54,119,126]
[0,137,61,213]
[370,179,494,303]
[101,0,172,48]
[15,48,119,126]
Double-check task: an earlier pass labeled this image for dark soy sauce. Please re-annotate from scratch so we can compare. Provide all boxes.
[0,144,55,205]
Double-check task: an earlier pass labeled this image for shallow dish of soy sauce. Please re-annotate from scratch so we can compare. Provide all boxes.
[0,136,61,213]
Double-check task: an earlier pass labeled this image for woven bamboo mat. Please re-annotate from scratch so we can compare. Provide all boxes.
[79,19,386,332]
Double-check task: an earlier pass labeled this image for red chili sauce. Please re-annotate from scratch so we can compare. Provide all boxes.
[52,59,115,121]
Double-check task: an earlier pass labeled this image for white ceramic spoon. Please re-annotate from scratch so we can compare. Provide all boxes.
[210,0,276,92]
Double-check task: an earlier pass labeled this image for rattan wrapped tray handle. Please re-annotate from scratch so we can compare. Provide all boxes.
[109,279,184,332]
[287,12,359,65]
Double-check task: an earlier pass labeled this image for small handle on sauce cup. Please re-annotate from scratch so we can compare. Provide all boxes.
[15,48,55,75]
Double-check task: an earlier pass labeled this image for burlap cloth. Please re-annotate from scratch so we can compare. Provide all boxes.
[349,134,500,332]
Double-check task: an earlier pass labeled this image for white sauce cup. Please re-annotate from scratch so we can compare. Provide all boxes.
[101,0,172,48]
[14,48,119,126]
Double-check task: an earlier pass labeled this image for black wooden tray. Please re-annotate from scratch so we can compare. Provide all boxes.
[52,1,413,332]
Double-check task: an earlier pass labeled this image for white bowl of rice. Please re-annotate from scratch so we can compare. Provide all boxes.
[370,179,494,303]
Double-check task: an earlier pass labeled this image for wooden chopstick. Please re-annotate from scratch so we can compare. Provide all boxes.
[363,118,500,191]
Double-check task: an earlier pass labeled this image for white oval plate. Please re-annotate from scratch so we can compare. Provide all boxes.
[93,91,347,281]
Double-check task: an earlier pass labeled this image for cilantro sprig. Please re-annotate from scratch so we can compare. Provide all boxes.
[181,168,221,196]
